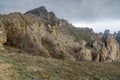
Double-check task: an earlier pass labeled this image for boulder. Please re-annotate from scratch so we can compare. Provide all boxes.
[77,46,92,61]
[80,48,92,61]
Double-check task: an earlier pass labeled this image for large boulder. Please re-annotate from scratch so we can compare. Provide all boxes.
[77,47,92,61]
[77,41,92,61]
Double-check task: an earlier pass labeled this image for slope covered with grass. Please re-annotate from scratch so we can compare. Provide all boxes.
[0,46,120,80]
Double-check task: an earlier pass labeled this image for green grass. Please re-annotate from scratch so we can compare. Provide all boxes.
[67,26,92,42]
[0,47,120,80]
[0,53,34,80]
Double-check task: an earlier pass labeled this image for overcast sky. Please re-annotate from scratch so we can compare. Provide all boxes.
[0,0,120,33]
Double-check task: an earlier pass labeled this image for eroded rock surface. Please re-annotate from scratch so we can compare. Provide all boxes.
[89,32,120,62]
[0,6,119,62]
[0,21,6,50]
[0,7,79,61]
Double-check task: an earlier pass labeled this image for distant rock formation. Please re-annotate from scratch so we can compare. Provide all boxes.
[115,31,120,45]
[0,6,119,62]
[25,6,48,17]
[89,30,120,62]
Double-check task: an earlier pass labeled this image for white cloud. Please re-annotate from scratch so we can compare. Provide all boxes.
[73,20,120,33]
[0,0,120,33]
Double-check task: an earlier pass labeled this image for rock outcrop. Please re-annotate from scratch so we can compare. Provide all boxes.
[89,31,120,62]
[76,41,92,61]
[0,21,6,50]
[78,47,92,61]
[1,12,49,56]
[101,44,107,61]
[25,6,48,17]
[0,6,119,62]
[0,7,79,61]
[105,35,120,61]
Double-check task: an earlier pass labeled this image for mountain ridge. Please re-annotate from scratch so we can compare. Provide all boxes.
[0,6,120,62]
[0,6,120,80]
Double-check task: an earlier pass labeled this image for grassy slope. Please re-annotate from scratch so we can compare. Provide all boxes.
[0,46,120,80]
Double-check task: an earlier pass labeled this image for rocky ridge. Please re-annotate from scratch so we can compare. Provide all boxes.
[0,6,120,62]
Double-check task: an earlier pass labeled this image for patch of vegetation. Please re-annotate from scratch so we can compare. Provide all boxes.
[0,47,120,80]
[67,26,92,42]
[0,53,34,80]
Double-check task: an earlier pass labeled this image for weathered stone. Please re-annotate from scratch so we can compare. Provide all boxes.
[106,35,119,61]
[91,32,120,62]
[0,22,6,50]
[25,6,48,17]
[92,36,103,61]
[0,6,119,62]
[77,46,92,61]
[101,44,107,61]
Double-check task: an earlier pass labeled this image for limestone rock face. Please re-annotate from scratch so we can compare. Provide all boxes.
[24,6,94,61]
[0,8,78,61]
[91,34,103,61]
[89,32,120,62]
[106,35,119,61]
[76,41,92,61]
[1,12,50,57]
[47,11,57,23]
[0,6,119,62]
[0,22,6,50]
[101,44,107,61]
[25,6,48,17]
[78,47,92,61]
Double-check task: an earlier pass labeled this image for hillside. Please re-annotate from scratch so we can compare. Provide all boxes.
[0,46,120,80]
[0,6,119,62]
[0,6,120,80]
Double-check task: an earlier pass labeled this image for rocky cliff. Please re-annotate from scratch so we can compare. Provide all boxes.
[89,32,120,62]
[0,6,119,62]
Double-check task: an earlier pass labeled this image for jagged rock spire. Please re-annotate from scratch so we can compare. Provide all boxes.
[25,6,48,17]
